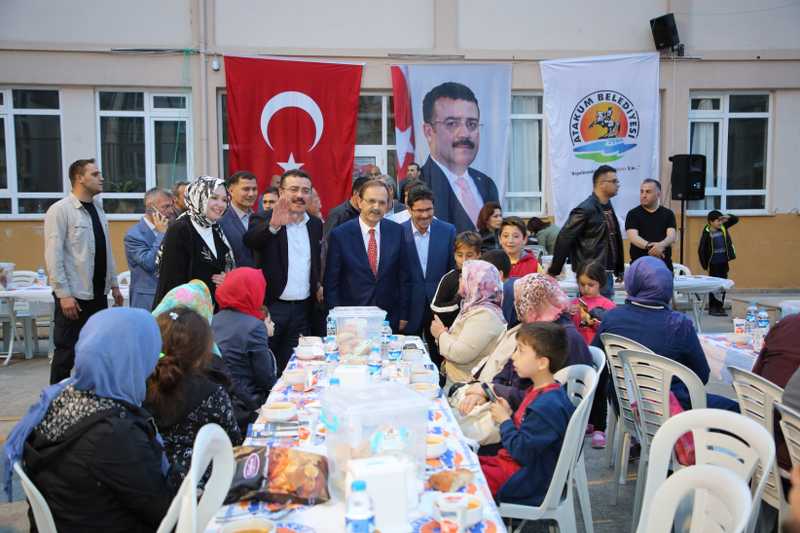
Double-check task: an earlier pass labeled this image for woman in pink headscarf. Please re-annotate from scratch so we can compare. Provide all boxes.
[430,260,507,385]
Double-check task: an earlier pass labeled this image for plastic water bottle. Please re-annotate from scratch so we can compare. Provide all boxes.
[756,309,770,330]
[326,315,337,338]
[345,480,375,533]
[745,303,758,335]
[387,335,402,362]
[36,267,47,287]
[367,346,383,380]
[380,320,392,356]
[324,335,340,363]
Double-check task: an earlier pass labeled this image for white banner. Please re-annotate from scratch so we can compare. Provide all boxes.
[541,53,660,227]
[405,64,511,199]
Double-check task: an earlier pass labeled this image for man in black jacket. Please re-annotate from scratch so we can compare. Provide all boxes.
[698,210,739,316]
[244,170,323,373]
[547,165,624,297]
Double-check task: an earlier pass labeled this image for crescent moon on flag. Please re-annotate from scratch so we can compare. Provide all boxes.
[260,91,324,152]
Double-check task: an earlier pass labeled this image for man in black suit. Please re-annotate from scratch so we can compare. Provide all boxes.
[420,82,499,233]
[244,169,323,373]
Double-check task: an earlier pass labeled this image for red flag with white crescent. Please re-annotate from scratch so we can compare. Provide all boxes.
[391,65,415,182]
[224,56,363,217]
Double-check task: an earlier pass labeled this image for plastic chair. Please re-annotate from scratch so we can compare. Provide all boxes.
[588,346,605,374]
[555,364,599,533]
[117,271,131,287]
[729,367,787,524]
[157,424,235,533]
[598,333,654,503]
[639,408,776,533]
[671,264,692,310]
[619,349,707,530]
[776,402,800,470]
[635,464,752,533]
[13,462,57,533]
[499,364,598,533]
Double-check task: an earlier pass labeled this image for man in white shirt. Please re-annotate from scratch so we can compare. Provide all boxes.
[220,171,259,267]
[244,170,323,372]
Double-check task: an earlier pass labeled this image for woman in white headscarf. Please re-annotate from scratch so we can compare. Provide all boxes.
[155,177,235,309]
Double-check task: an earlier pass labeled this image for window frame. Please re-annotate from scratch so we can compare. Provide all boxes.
[95,89,193,220]
[0,87,67,220]
[506,91,546,217]
[687,91,772,216]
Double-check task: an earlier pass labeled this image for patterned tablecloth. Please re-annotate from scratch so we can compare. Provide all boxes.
[209,339,507,533]
[699,333,759,385]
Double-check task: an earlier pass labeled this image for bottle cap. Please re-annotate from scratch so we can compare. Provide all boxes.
[330,377,341,385]
[351,480,366,491]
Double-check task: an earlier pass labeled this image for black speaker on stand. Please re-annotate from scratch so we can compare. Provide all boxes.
[669,154,706,264]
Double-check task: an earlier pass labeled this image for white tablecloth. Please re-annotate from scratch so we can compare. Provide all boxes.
[699,333,758,385]
[0,285,130,306]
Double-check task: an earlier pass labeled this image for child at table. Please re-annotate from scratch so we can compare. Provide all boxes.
[698,210,739,317]
[571,261,616,345]
[431,231,482,329]
[479,322,575,506]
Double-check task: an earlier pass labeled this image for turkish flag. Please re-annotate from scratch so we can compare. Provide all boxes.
[224,56,363,217]
[390,65,415,181]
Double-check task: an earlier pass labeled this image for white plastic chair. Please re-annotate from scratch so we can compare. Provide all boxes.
[729,367,787,524]
[555,364,599,533]
[672,264,692,310]
[598,333,654,503]
[588,346,605,374]
[500,364,598,533]
[635,464,752,533]
[13,461,57,533]
[639,408,776,533]
[117,271,131,287]
[157,424,235,533]
[776,402,800,469]
[619,349,707,529]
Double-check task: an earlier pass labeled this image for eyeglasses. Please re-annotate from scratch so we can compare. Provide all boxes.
[410,207,434,215]
[282,186,312,195]
[429,118,481,133]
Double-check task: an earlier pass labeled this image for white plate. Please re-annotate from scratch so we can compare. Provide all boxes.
[261,402,297,422]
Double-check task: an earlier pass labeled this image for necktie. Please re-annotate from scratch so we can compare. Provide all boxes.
[367,228,378,277]
[455,176,481,225]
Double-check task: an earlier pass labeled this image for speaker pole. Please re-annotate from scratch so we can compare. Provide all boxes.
[679,197,686,265]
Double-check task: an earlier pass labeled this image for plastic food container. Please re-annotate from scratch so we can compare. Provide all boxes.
[330,307,387,356]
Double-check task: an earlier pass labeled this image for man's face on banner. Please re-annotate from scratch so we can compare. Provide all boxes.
[423,97,480,175]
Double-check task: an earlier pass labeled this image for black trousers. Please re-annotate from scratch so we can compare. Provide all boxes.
[708,261,730,311]
[50,293,108,384]
[269,298,311,375]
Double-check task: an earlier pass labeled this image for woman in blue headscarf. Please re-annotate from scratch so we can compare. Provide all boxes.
[592,256,738,411]
[3,308,174,533]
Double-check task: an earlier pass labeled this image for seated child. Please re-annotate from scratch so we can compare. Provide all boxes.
[431,231,482,328]
[571,261,616,345]
[479,322,575,506]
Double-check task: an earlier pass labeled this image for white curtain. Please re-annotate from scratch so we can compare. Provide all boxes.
[689,98,717,209]
[507,96,541,212]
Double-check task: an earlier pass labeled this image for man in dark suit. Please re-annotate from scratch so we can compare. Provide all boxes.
[244,169,323,373]
[419,82,499,233]
[401,186,455,367]
[124,187,174,310]
[219,170,259,268]
[325,179,409,331]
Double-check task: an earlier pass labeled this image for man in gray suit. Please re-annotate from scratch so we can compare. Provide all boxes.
[124,188,173,309]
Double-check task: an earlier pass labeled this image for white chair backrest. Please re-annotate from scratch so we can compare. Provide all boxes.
[554,364,596,409]
[619,349,707,451]
[636,464,752,533]
[673,264,692,277]
[729,367,785,511]
[641,409,775,533]
[538,365,599,510]
[588,346,606,373]
[599,333,654,435]
[157,424,235,533]
[13,462,57,533]
[777,402,800,469]
[117,271,131,287]
[12,270,37,287]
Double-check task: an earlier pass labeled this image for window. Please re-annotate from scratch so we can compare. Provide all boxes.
[0,88,63,216]
[96,90,192,215]
[687,93,770,214]
[506,94,544,216]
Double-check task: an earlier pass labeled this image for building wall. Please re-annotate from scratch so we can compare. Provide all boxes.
[1,0,799,288]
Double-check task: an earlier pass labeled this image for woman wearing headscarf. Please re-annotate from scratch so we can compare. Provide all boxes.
[430,260,507,385]
[592,256,738,412]
[3,308,173,532]
[213,267,277,411]
[145,306,242,487]
[154,176,235,310]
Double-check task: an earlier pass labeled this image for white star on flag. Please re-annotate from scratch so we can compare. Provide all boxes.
[277,153,304,171]
[395,126,413,167]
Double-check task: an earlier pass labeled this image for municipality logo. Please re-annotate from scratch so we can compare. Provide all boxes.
[570,90,639,163]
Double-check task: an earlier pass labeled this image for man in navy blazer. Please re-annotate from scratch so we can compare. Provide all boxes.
[124,188,174,310]
[219,171,259,268]
[325,179,409,331]
[401,186,456,338]
[419,82,499,233]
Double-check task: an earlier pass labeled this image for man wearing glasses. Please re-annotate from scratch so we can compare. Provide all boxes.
[547,165,624,298]
[419,82,499,233]
[244,169,323,372]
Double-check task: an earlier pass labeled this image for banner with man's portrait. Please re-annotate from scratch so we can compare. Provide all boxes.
[392,64,511,233]
[541,53,660,227]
